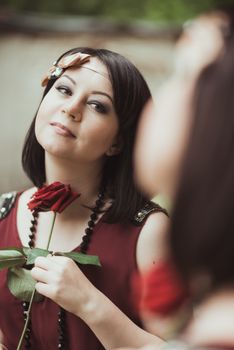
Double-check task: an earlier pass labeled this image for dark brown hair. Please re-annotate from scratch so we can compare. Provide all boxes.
[170,14,234,289]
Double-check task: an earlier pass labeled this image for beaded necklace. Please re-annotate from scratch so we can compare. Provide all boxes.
[22,190,105,349]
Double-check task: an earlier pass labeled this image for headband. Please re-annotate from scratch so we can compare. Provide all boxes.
[41,52,91,87]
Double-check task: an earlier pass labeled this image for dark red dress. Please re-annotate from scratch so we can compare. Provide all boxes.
[0,192,158,349]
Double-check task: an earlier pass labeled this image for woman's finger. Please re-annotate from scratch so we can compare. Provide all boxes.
[35,281,57,299]
[31,266,51,284]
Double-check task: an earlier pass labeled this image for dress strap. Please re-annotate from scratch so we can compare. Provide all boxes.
[0,191,17,220]
[133,201,168,225]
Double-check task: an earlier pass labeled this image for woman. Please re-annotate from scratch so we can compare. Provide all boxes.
[168,10,234,347]
[117,8,234,350]
[0,48,168,349]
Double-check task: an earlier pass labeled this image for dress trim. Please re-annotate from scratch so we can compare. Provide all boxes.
[0,191,17,220]
[133,201,168,225]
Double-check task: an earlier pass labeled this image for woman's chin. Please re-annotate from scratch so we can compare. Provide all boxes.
[43,144,72,159]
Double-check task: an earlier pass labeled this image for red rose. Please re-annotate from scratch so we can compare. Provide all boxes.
[132,260,189,316]
[28,182,80,213]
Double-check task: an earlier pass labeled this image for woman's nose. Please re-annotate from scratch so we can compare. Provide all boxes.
[62,109,82,121]
[62,101,82,122]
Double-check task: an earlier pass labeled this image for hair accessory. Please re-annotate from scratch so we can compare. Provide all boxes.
[41,52,91,87]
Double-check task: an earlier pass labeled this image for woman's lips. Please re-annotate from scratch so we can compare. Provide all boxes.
[50,122,76,138]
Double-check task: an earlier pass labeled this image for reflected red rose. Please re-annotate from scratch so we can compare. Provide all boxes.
[132,260,189,315]
[28,182,80,213]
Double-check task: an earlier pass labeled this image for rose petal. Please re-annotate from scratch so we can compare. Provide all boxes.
[27,182,80,213]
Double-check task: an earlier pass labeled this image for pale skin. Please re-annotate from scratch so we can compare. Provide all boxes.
[114,290,234,349]
[0,329,7,350]
[118,11,234,350]
[135,11,228,201]
[16,57,169,349]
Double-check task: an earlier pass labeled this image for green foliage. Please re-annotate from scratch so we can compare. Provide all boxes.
[59,251,101,266]
[0,248,26,270]
[0,246,101,302]
[7,267,43,302]
[4,0,234,22]
[26,247,50,265]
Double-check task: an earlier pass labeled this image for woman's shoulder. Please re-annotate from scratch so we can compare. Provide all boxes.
[135,200,170,239]
[135,201,170,271]
[133,201,168,226]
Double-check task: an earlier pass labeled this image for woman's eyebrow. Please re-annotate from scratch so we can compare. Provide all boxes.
[61,75,113,104]
[62,74,76,85]
[91,91,113,104]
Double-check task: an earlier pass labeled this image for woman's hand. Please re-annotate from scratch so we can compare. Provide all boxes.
[174,11,228,80]
[31,255,99,320]
[31,255,163,349]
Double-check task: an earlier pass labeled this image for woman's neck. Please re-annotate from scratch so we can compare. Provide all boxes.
[182,287,234,347]
[44,153,103,202]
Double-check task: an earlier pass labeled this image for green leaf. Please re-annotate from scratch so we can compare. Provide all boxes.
[26,248,50,265]
[58,251,101,266]
[0,247,24,254]
[0,249,26,270]
[7,267,43,302]
[22,246,31,256]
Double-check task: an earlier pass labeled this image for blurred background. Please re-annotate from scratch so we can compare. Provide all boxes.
[0,0,232,193]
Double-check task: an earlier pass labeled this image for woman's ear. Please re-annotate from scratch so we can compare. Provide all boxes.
[106,136,123,156]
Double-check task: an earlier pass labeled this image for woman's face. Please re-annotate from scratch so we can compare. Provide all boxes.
[35,57,120,164]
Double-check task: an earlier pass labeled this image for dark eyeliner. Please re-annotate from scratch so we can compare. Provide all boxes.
[55,85,72,96]
[88,100,109,114]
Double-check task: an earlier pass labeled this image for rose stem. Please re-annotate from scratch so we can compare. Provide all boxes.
[17,212,57,349]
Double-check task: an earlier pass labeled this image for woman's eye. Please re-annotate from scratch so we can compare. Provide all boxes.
[56,85,72,96]
[88,101,108,114]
